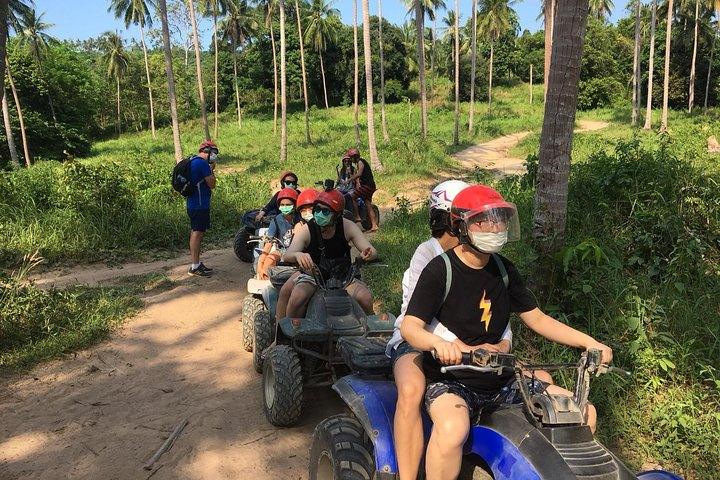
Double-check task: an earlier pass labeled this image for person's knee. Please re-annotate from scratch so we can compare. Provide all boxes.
[534,369,554,385]
[586,403,597,431]
[432,415,469,450]
[396,379,425,409]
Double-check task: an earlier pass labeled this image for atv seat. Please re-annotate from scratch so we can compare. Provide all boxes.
[337,336,392,375]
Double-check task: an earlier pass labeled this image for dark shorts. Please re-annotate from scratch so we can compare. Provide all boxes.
[352,184,376,202]
[424,377,549,419]
[389,341,422,368]
[188,208,210,232]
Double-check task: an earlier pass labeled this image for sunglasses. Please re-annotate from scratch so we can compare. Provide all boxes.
[313,206,332,216]
[203,148,219,155]
[283,180,297,186]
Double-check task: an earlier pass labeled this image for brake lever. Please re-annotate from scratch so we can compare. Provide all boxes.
[597,364,632,378]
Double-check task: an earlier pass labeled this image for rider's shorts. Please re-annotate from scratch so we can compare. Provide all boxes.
[352,184,376,202]
[187,208,210,232]
[424,377,549,419]
[389,341,422,368]
[294,274,365,287]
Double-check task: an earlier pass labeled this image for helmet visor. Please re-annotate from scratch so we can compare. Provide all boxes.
[460,201,521,242]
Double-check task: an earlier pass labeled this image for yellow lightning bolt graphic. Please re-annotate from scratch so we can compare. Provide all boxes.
[479,291,492,331]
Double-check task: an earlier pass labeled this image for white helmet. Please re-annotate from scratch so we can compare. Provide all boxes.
[430,180,470,212]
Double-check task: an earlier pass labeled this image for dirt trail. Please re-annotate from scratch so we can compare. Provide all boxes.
[2,119,609,480]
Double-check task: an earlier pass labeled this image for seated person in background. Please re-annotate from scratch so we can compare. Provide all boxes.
[256,188,299,280]
[282,188,377,316]
[254,171,301,223]
[275,188,319,320]
[400,185,612,480]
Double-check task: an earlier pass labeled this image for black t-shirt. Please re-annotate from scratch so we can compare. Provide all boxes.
[357,158,375,188]
[406,249,537,392]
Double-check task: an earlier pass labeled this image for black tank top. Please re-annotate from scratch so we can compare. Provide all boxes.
[308,219,351,279]
[358,158,375,188]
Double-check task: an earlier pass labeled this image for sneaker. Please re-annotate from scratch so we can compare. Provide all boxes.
[188,265,212,277]
[198,262,214,272]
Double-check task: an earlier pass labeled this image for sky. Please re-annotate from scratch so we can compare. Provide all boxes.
[34,0,632,47]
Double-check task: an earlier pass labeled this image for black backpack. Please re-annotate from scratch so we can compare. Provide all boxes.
[171,156,197,197]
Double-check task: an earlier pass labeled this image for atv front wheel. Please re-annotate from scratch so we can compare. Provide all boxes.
[262,345,303,426]
[252,310,275,373]
[241,296,264,352]
[233,229,254,262]
[308,414,375,480]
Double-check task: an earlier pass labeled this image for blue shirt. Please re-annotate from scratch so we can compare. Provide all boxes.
[267,214,295,248]
[186,156,213,210]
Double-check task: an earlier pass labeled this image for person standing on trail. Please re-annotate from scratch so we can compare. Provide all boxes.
[343,148,379,232]
[187,140,218,277]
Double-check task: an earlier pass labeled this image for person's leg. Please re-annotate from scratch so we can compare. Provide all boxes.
[275,271,300,320]
[190,230,204,264]
[366,198,379,231]
[392,352,426,480]
[426,392,471,480]
[346,281,373,314]
[286,281,317,317]
[544,384,597,433]
[351,195,361,223]
[523,369,554,385]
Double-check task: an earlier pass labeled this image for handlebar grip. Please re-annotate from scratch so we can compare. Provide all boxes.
[461,352,473,365]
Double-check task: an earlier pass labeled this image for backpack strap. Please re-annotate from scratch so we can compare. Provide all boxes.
[440,252,452,303]
[492,253,509,288]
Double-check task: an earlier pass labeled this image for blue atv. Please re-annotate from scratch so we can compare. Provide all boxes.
[308,349,683,480]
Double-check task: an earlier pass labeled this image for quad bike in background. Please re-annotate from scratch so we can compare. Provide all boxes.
[233,209,276,262]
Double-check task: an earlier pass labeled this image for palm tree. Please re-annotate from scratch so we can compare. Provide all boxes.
[405,0,429,138]
[2,90,19,168]
[427,0,445,96]
[453,0,459,145]
[157,0,183,160]
[258,0,279,135]
[687,0,707,112]
[6,60,30,165]
[704,11,719,109]
[661,0,674,131]
[294,0,311,143]
[222,0,257,129]
[631,0,641,125]
[16,9,57,124]
[360,0,383,171]
[353,0,360,145]
[199,0,230,139]
[402,21,418,74]
[644,0,658,129]
[588,0,614,19]
[469,0,478,133]
[533,0,590,256]
[543,0,554,100]
[186,0,211,140]
[305,0,338,110]
[279,0,288,161]
[109,0,157,138]
[378,0,389,140]
[101,32,130,137]
[478,0,515,105]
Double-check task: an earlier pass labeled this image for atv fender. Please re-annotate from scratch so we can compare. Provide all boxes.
[636,471,684,480]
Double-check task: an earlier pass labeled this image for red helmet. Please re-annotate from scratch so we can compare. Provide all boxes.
[277,187,299,203]
[315,189,345,214]
[199,140,218,153]
[345,148,360,159]
[451,185,520,242]
[297,188,319,210]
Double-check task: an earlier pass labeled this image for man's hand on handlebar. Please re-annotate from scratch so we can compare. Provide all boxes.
[295,252,314,271]
[586,341,613,365]
[432,339,463,365]
[360,247,373,261]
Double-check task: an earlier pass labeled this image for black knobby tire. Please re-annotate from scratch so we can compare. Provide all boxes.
[241,296,264,353]
[262,345,303,427]
[252,310,275,373]
[233,228,254,262]
[308,414,375,480]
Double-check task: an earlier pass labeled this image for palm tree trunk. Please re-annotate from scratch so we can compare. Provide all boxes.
[233,41,242,129]
[453,0,460,146]
[378,0,389,141]
[644,0,657,129]
[187,0,211,140]
[37,60,58,125]
[533,0,590,256]
[158,0,183,160]
[631,0,641,126]
[294,0,311,143]
[0,1,7,110]
[416,1,428,138]
[353,0,361,146]
[431,17,436,96]
[704,25,718,109]
[530,63,534,103]
[488,42,494,105]
[140,26,156,139]
[2,93,20,168]
[213,9,219,138]
[7,63,30,165]
[319,50,329,109]
[279,0,288,162]
[543,0,555,101]
[660,0,673,132]
[688,0,699,113]
[116,75,121,137]
[270,20,279,135]
[361,0,383,171]
[469,0,477,133]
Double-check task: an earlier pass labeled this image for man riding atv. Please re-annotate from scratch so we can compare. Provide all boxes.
[282,188,377,316]
[339,148,379,232]
[400,185,612,480]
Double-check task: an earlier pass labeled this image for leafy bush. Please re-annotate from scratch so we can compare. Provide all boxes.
[578,77,624,110]
[384,79,407,103]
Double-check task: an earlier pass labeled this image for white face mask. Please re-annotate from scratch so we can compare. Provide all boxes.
[301,211,314,221]
[469,231,508,253]
[208,153,218,163]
